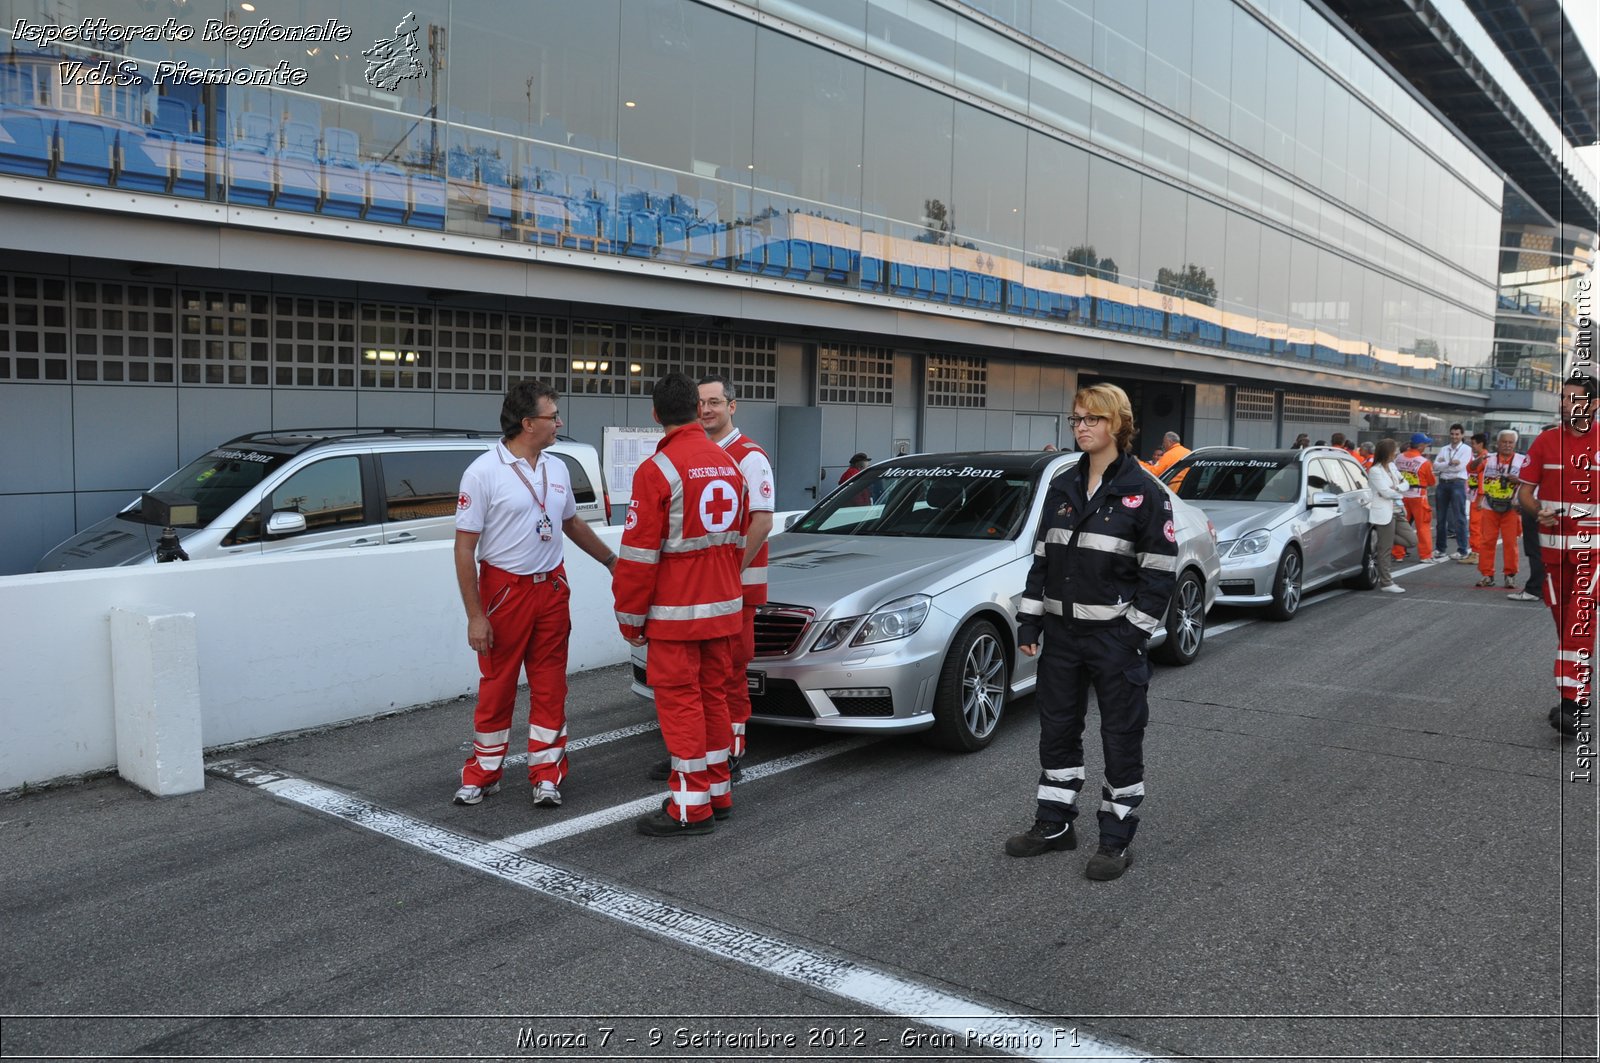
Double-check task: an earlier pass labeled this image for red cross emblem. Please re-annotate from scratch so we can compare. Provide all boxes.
[1122,494,1144,509]
[700,479,739,532]
[457,492,471,510]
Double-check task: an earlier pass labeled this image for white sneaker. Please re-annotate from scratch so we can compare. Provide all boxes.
[453,781,500,806]
[1426,556,1450,564]
[1507,590,1540,602]
[532,781,562,808]
[1379,583,1406,593]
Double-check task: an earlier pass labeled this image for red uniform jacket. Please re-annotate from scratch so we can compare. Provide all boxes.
[614,423,747,642]
[722,431,771,607]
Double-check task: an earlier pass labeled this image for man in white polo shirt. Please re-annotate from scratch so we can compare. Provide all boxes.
[453,379,617,809]
[1432,422,1473,562]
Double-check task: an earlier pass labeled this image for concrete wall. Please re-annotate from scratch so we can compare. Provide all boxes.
[0,516,804,791]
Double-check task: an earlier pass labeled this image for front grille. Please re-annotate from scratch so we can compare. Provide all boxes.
[832,695,894,717]
[754,604,815,657]
[750,678,815,719]
[632,663,649,686]
[1220,579,1257,596]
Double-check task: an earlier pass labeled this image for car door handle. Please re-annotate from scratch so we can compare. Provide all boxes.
[388,532,417,543]
[348,538,381,548]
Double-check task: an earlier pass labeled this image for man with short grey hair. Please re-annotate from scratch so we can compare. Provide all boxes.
[1471,429,1525,588]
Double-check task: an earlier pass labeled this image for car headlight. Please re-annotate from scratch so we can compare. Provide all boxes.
[810,616,862,652]
[851,594,931,646]
[1221,530,1272,559]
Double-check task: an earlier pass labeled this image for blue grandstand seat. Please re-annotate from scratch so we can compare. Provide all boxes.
[950,269,969,304]
[687,221,718,263]
[1024,286,1042,316]
[760,237,789,278]
[57,120,115,185]
[598,203,626,252]
[859,255,884,292]
[619,183,648,212]
[564,198,600,249]
[282,121,318,156]
[591,178,617,211]
[734,227,765,273]
[652,169,677,195]
[153,98,193,139]
[478,154,513,222]
[659,214,688,259]
[0,112,54,177]
[889,262,915,296]
[0,67,25,106]
[275,149,321,212]
[930,269,949,302]
[115,132,171,194]
[1006,282,1025,313]
[410,172,447,228]
[529,193,568,245]
[782,237,812,278]
[981,275,1001,309]
[915,266,935,299]
[696,197,718,224]
[645,188,674,214]
[566,173,594,200]
[534,167,564,196]
[626,209,659,257]
[227,113,277,205]
[364,163,408,223]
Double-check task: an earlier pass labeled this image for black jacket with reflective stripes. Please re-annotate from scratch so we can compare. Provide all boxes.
[1018,453,1178,648]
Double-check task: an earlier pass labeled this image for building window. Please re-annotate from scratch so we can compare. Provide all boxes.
[431,308,504,392]
[927,354,987,408]
[681,329,777,401]
[0,273,71,382]
[569,320,627,395]
[1283,393,1354,424]
[507,314,570,391]
[179,289,270,385]
[818,343,893,404]
[1236,386,1275,421]
[626,325,681,396]
[73,281,174,384]
[274,296,356,388]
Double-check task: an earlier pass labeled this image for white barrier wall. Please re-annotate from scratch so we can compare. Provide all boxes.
[0,531,628,792]
[0,514,805,792]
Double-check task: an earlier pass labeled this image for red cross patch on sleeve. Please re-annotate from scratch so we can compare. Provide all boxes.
[457,492,471,510]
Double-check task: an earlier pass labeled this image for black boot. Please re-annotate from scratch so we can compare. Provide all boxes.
[1004,818,1076,857]
[1085,843,1132,881]
[1549,701,1582,737]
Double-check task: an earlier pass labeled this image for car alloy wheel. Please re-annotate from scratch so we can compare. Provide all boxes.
[1266,547,1302,621]
[1154,570,1205,666]
[928,619,1009,751]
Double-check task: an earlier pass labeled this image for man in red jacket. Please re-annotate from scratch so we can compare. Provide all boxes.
[615,373,748,835]
[1518,373,1598,739]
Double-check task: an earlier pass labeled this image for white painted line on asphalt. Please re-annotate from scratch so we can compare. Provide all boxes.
[1205,586,1354,639]
[206,759,1168,1062]
[490,737,879,851]
[493,719,662,769]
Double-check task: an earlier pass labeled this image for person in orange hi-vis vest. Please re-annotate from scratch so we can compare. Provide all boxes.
[1473,430,1526,588]
[615,372,748,836]
[1518,374,1599,739]
[1393,433,1436,561]
[1462,431,1489,565]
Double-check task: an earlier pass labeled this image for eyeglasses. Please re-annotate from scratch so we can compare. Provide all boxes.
[698,398,730,409]
[1066,415,1104,429]
[524,413,562,423]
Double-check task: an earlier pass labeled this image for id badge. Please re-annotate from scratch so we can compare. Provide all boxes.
[537,515,553,542]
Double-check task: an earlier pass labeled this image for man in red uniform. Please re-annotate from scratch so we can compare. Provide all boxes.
[646,374,774,783]
[453,380,618,808]
[615,373,747,835]
[1518,373,1598,738]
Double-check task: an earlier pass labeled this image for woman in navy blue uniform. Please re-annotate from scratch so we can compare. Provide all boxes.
[1006,383,1177,880]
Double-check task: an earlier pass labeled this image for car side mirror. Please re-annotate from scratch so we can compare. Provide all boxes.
[784,512,801,530]
[1309,492,1340,508]
[266,511,308,537]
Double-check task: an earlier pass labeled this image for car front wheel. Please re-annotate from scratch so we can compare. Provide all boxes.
[1265,546,1302,621]
[1153,569,1206,665]
[927,618,1009,752]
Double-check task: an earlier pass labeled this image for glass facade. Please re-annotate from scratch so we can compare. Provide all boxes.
[0,0,1502,387]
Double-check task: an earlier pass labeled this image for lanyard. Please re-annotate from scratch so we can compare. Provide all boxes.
[509,457,548,515]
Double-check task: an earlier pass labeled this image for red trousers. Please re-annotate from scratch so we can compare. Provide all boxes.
[1542,549,1595,711]
[1474,508,1520,578]
[648,636,734,823]
[1393,498,1432,560]
[461,563,571,789]
[725,605,757,758]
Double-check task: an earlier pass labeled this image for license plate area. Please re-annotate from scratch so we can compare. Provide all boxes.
[747,671,766,696]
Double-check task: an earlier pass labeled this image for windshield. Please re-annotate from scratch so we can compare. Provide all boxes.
[122,447,289,525]
[1164,455,1300,503]
[789,463,1034,539]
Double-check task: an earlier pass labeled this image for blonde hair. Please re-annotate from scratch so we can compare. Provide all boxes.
[1073,383,1136,453]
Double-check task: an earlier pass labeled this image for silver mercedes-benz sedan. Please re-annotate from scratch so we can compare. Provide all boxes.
[1159,446,1378,621]
[630,450,1221,752]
